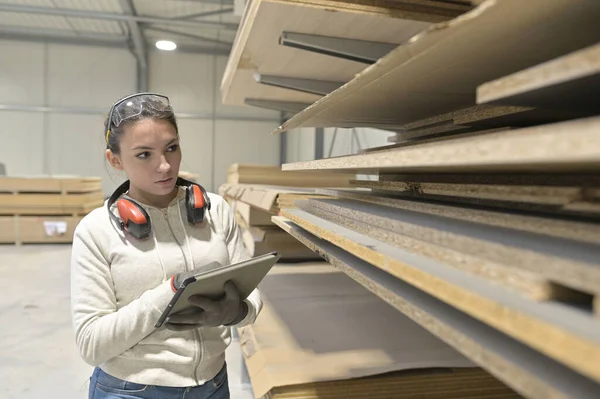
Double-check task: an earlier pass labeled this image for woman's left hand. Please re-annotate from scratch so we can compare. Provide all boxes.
[165,281,248,331]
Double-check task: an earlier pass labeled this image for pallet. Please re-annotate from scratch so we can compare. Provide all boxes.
[279,208,600,383]
[0,191,104,215]
[271,216,600,399]
[0,176,101,194]
[0,214,83,245]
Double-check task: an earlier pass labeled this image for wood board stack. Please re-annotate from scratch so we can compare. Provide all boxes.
[244,0,600,397]
[239,262,521,399]
[0,176,104,245]
[220,165,350,260]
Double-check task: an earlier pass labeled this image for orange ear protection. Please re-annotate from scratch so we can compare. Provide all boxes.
[107,177,211,239]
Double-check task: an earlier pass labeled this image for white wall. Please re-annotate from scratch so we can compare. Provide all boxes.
[0,39,281,196]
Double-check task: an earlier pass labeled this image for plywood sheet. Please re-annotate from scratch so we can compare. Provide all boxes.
[271,216,600,399]
[218,183,328,213]
[240,263,476,398]
[279,208,600,383]
[477,42,600,113]
[0,192,104,215]
[228,163,354,187]
[241,225,320,259]
[220,0,431,105]
[234,200,274,226]
[281,116,600,174]
[274,0,600,133]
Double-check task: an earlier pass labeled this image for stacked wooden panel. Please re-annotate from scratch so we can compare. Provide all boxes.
[0,176,104,245]
[239,263,520,399]
[220,164,350,261]
[257,0,600,398]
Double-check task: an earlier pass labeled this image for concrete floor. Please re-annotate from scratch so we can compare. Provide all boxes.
[0,244,254,399]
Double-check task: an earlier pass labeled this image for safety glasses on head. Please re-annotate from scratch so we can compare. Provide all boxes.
[105,92,172,143]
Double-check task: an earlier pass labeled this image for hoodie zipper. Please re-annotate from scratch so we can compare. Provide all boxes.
[162,207,202,386]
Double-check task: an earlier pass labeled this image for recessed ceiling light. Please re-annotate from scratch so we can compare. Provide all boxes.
[156,40,177,51]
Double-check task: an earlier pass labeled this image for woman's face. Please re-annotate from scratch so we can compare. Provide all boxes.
[107,118,182,204]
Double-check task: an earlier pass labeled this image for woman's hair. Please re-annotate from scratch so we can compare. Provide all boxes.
[104,95,179,155]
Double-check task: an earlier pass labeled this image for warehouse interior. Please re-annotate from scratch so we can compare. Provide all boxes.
[1,0,600,398]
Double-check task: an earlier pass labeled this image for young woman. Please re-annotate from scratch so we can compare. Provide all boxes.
[70,93,262,399]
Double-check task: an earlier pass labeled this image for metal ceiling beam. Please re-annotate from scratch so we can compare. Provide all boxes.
[144,26,232,48]
[0,25,129,48]
[253,73,344,96]
[172,7,234,20]
[279,31,397,64]
[0,25,231,55]
[0,3,238,30]
[119,0,148,92]
[244,98,310,114]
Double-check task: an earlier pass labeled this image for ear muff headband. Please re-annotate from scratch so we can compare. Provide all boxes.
[107,178,211,239]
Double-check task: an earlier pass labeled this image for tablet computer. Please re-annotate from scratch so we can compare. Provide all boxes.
[155,251,280,328]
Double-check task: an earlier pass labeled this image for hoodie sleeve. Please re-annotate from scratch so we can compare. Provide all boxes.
[70,220,175,367]
[220,197,263,327]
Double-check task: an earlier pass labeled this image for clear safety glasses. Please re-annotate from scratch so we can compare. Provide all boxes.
[105,93,172,142]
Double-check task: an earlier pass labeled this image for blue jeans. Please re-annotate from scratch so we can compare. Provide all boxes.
[89,364,230,399]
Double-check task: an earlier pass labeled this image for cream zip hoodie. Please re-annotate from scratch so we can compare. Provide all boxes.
[70,187,262,387]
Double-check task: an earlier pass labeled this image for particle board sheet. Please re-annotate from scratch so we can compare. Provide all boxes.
[389,105,588,143]
[220,0,433,106]
[477,42,600,113]
[294,199,570,302]
[0,215,82,244]
[273,0,600,133]
[314,188,600,246]
[295,197,600,296]
[349,179,600,215]
[228,163,354,187]
[218,183,328,214]
[0,176,101,193]
[271,216,600,399]
[241,225,320,260]
[239,262,482,399]
[279,208,600,383]
[280,115,600,174]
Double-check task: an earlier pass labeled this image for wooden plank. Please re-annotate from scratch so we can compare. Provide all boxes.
[295,199,577,301]
[220,0,431,105]
[0,215,82,244]
[228,163,354,187]
[274,0,600,133]
[234,200,274,226]
[350,179,600,214]
[281,116,600,174]
[241,225,320,259]
[316,188,600,246]
[271,216,600,399]
[477,43,600,112]
[0,176,101,193]
[298,197,600,295]
[0,192,104,215]
[279,208,600,383]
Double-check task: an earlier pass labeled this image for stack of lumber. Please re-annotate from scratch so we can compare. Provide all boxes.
[0,176,104,245]
[239,262,521,398]
[228,163,354,188]
[225,0,600,398]
[219,179,332,261]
